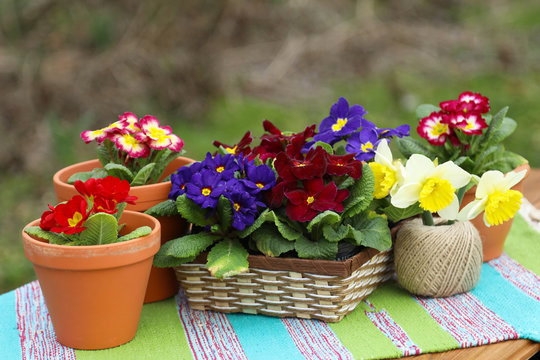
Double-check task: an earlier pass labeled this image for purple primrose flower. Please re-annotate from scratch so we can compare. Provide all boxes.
[377,124,410,139]
[313,97,367,144]
[200,152,239,180]
[226,191,260,231]
[346,127,382,161]
[185,169,225,209]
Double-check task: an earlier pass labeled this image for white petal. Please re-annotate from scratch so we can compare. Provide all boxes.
[476,171,505,198]
[457,198,488,222]
[391,183,422,208]
[437,195,459,220]
[435,161,471,189]
[502,169,527,190]
[374,140,394,169]
[404,154,435,183]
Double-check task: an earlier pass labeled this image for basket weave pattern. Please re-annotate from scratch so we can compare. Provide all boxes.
[174,248,394,322]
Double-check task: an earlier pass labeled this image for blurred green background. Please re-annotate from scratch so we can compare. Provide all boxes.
[1,0,539,293]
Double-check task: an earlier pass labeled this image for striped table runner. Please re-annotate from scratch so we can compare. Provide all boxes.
[1,213,539,360]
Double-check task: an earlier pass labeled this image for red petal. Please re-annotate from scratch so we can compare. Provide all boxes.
[303,178,325,194]
[263,120,282,135]
[285,189,308,205]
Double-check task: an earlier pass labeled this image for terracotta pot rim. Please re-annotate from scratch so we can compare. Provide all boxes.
[53,156,195,190]
[22,210,161,270]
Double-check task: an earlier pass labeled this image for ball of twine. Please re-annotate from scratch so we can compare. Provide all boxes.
[394,218,483,297]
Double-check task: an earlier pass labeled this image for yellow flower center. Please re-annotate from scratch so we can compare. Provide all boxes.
[149,127,167,138]
[123,134,139,146]
[68,212,83,227]
[369,163,396,199]
[332,118,348,132]
[202,187,212,196]
[234,203,241,212]
[430,123,449,137]
[484,189,522,226]
[306,196,315,204]
[216,166,225,173]
[225,146,237,154]
[256,182,264,189]
[361,142,374,152]
[464,121,475,130]
[419,177,455,212]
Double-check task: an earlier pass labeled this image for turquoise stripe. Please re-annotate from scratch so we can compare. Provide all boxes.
[226,313,305,360]
[0,290,22,359]
[471,264,540,341]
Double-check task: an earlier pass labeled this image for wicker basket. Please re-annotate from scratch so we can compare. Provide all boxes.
[174,247,394,322]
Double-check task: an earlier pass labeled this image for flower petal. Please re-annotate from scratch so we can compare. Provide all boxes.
[476,170,505,198]
[391,183,422,208]
[434,161,471,189]
[404,154,434,183]
[437,194,459,220]
[457,197,488,222]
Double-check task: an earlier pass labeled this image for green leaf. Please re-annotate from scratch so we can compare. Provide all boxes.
[306,210,341,233]
[343,163,375,216]
[207,238,249,279]
[67,171,94,184]
[322,224,349,242]
[294,235,337,260]
[96,141,114,167]
[113,202,127,221]
[131,163,156,186]
[165,232,220,259]
[312,141,333,154]
[117,226,152,243]
[153,240,195,268]
[238,208,269,238]
[351,213,392,251]
[266,211,301,240]
[416,104,440,119]
[396,137,438,160]
[148,150,179,184]
[486,117,517,146]
[382,203,423,223]
[176,194,214,227]
[482,106,508,145]
[24,226,71,245]
[104,163,134,182]
[78,213,119,245]
[67,168,108,184]
[145,199,179,217]
[217,196,233,231]
[346,225,365,246]
[252,223,295,257]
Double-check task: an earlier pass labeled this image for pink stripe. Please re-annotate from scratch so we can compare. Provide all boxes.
[365,307,421,357]
[176,292,247,360]
[16,281,76,360]
[415,293,518,347]
[281,318,354,360]
[489,253,540,301]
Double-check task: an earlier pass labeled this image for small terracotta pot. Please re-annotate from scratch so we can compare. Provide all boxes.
[22,211,161,350]
[52,156,195,303]
[461,163,530,262]
[53,157,194,211]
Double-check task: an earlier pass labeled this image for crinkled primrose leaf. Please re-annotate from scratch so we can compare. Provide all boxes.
[207,238,249,279]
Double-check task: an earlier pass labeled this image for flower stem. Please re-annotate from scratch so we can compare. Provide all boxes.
[422,211,434,226]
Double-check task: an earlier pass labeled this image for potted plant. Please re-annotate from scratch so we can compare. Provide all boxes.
[147,97,409,322]
[52,112,195,303]
[22,176,161,350]
[396,91,529,260]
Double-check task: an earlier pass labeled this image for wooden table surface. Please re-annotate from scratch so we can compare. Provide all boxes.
[398,168,540,360]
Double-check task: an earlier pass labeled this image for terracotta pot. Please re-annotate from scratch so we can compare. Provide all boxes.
[52,156,195,303]
[53,156,194,211]
[22,211,161,350]
[461,163,530,262]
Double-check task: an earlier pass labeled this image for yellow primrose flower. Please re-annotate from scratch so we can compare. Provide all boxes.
[391,154,471,220]
[458,169,526,226]
[368,140,404,199]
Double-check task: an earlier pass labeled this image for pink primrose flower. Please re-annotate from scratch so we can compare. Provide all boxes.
[417,111,452,146]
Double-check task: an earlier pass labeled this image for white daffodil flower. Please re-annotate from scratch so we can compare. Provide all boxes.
[458,169,526,226]
[369,140,405,199]
[391,154,471,220]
